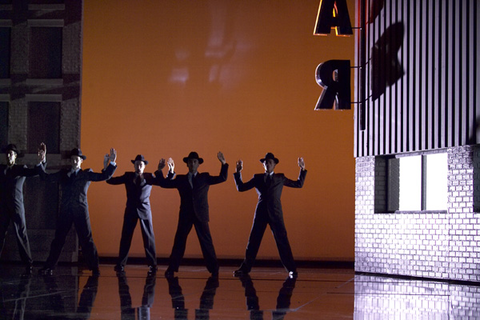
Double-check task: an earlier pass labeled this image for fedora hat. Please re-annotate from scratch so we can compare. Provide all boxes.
[5,144,22,157]
[183,151,204,164]
[260,152,279,164]
[70,148,86,160]
[132,154,148,165]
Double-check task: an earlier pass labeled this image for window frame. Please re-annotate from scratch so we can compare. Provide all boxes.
[375,150,449,214]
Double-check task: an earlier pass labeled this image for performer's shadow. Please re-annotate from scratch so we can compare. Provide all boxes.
[166,276,219,320]
[238,275,297,320]
[75,275,99,320]
[0,274,32,319]
[39,274,98,320]
[117,273,156,320]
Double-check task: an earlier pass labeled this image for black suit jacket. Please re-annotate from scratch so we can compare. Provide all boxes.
[107,171,173,220]
[154,164,228,222]
[0,164,41,215]
[234,169,307,220]
[40,163,116,215]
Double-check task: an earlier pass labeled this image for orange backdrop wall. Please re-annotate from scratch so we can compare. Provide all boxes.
[81,0,355,262]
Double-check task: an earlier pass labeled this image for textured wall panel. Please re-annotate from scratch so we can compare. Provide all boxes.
[355,0,479,157]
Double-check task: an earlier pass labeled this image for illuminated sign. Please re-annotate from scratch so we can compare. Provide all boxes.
[313,0,353,36]
[315,60,351,110]
[313,0,353,110]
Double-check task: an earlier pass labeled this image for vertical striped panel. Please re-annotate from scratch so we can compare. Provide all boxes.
[395,0,403,153]
[355,0,480,157]
[421,0,428,150]
[367,0,374,155]
[467,0,475,144]
[432,0,440,148]
[476,0,480,144]
[440,0,447,148]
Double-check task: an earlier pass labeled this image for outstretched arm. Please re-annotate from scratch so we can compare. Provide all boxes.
[35,143,64,181]
[208,152,228,185]
[152,158,176,188]
[106,173,126,185]
[217,152,226,165]
[236,160,243,173]
[104,148,117,170]
[88,148,117,181]
[284,157,307,188]
[233,160,255,191]
[20,143,47,177]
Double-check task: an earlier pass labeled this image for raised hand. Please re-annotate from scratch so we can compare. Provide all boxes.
[37,142,47,164]
[103,153,109,170]
[298,157,305,170]
[167,157,175,173]
[158,158,166,170]
[217,151,226,165]
[109,148,117,162]
[236,160,243,173]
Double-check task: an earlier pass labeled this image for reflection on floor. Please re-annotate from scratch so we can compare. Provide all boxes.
[0,263,479,319]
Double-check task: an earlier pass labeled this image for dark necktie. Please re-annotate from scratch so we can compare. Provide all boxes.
[188,173,194,188]
[135,174,143,186]
[266,174,272,187]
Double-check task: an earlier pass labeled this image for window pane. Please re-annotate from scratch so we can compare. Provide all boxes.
[399,156,421,210]
[425,153,447,210]
[28,101,60,154]
[0,28,10,78]
[387,158,400,212]
[29,27,62,79]
[0,101,7,148]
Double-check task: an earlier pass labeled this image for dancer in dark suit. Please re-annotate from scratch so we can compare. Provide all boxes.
[233,153,306,278]
[107,154,173,275]
[39,147,117,276]
[0,143,45,274]
[154,151,228,278]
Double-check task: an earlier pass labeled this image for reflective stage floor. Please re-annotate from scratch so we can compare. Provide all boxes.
[1,263,479,319]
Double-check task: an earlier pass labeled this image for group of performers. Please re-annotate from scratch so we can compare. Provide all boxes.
[0,143,306,278]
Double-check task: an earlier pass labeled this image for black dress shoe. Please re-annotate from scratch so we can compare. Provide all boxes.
[114,265,125,273]
[148,265,158,275]
[233,268,249,277]
[39,267,54,276]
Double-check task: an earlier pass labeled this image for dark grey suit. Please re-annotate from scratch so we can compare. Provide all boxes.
[107,171,172,268]
[40,163,116,271]
[154,163,228,274]
[0,164,41,266]
[234,169,307,273]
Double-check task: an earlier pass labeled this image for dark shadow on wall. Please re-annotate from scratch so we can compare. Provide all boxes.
[371,22,405,100]
[368,0,385,24]
[467,116,480,146]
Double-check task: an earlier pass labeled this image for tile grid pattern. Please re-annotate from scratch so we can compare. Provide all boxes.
[355,145,480,283]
